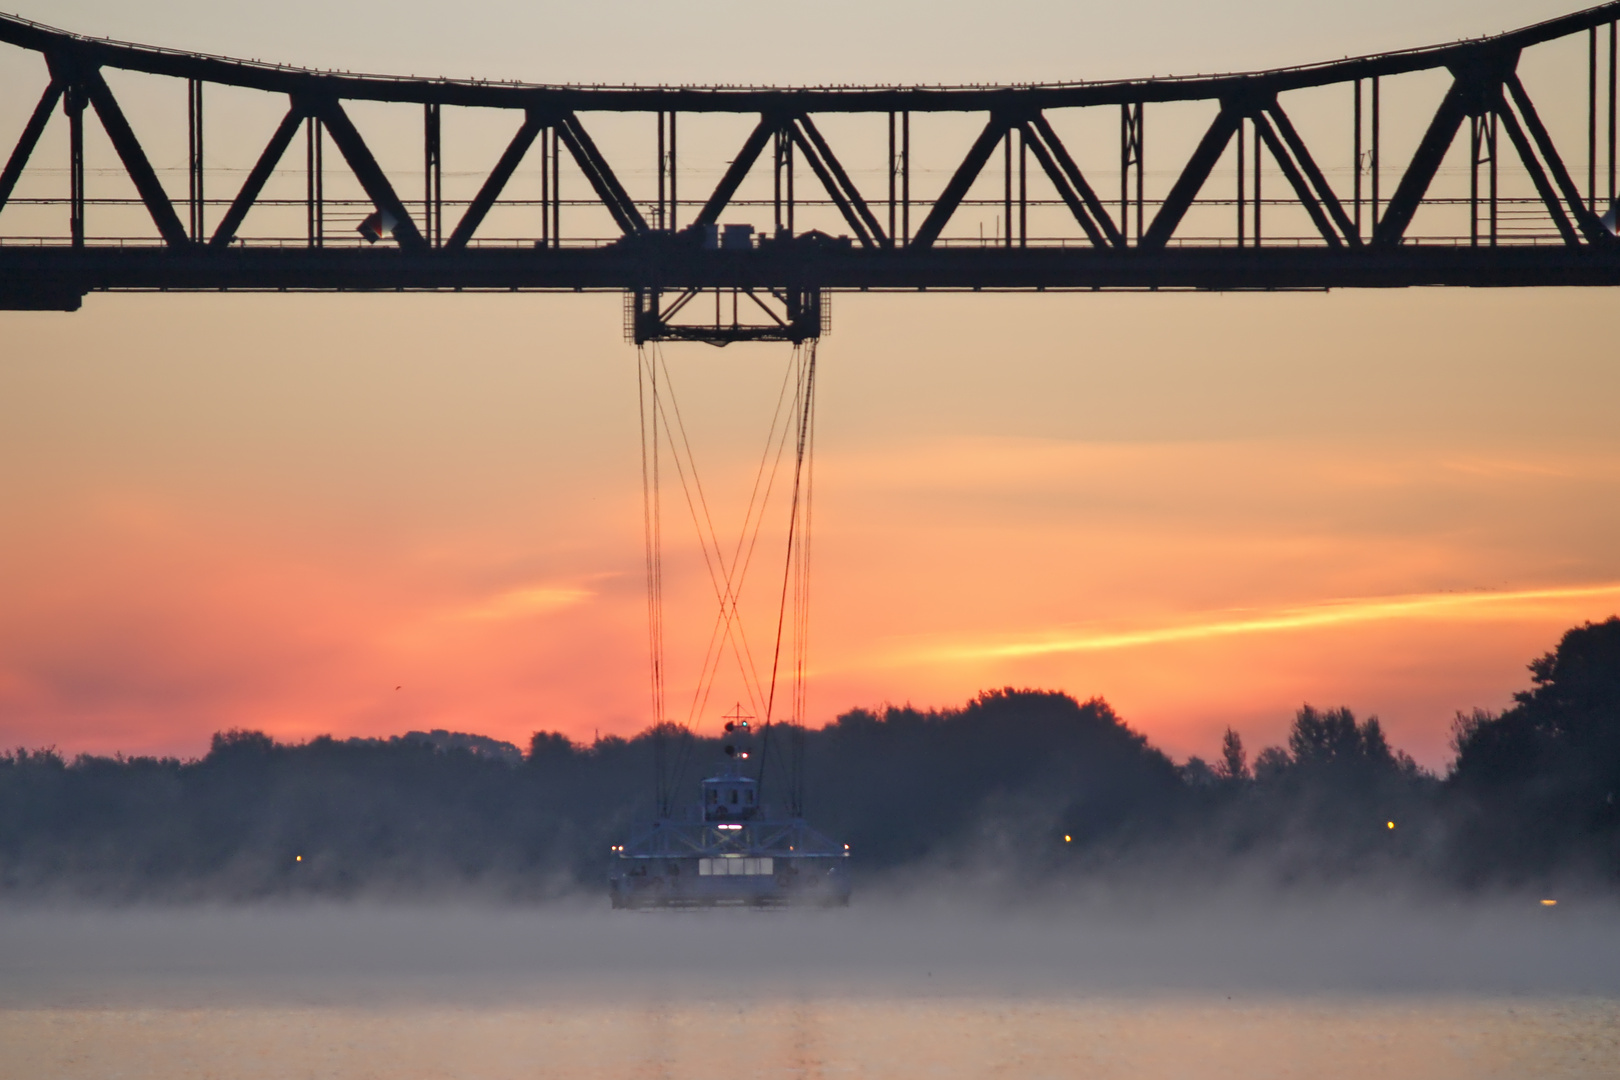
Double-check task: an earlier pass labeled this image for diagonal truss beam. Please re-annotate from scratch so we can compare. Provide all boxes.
[1021,112,1122,249]
[1262,99,1360,247]
[1374,74,1473,247]
[1141,106,1240,250]
[210,104,303,248]
[1504,72,1610,243]
[0,80,61,217]
[555,112,647,237]
[695,116,775,227]
[311,96,428,251]
[1494,84,1582,246]
[446,109,545,250]
[910,114,1010,249]
[1250,109,1347,248]
[75,65,189,247]
[790,114,887,248]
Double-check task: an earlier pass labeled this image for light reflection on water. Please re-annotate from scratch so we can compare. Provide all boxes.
[6,995,1620,1080]
[3,902,1619,1080]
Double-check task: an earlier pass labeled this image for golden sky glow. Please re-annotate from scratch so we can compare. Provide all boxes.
[2,2,1618,769]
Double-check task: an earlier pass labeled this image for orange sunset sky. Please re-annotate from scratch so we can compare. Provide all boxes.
[3,0,1618,769]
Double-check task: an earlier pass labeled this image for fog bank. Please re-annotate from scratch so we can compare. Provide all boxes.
[4,894,1618,1008]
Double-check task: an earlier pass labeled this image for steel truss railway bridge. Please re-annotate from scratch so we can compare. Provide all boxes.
[1,4,1619,342]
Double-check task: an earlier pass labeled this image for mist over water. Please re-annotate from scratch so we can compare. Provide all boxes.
[6,892,1620,1003]
[4,893,1619,1080]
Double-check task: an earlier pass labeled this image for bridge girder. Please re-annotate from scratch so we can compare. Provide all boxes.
[2,4,1620,325]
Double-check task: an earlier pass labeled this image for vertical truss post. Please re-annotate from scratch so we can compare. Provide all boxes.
[188,78,204,243]
[306,116,323,248]
[902,111,910,247]
[787,126,795,235]
[1019,123,1027,247]
[1253,115,1262,246]
[655,110,677,231]
[1611,20,1617,208]
[777,127,790,236]
[1121,102,1144,243]
[550,124,561,245]
[424,102,441,247]
[1472,113,1482,246]
[1592,27,1599,213]
[1371,76,1381,231]
[1468,112,1499,247]
[887,111,896,243]
[994,124,1016,246]
[1236,115,1246,246]
[67,83,84,248]
[1491,111,1499,245]
[540,126,551,247]
[669,112,677,231]
[1353,78,1363,239]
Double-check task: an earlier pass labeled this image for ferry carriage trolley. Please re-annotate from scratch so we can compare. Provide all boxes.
[610,716,851,908]
[610,764,851,909]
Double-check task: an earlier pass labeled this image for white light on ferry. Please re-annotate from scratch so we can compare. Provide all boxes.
[843,844,850,850]
[718,823,742,831]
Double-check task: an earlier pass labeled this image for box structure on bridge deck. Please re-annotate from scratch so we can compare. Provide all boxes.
[609,763,851,909]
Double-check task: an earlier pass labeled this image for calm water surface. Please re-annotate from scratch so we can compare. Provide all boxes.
[4,900,1618,1079]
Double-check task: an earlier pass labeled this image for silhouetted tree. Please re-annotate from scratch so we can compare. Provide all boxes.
[1449,616,1620,880]
[1214,728,1249,783]
[1253,746,1291,783]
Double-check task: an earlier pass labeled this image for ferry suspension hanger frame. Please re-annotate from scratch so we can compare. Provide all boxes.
[3,5,1620,320]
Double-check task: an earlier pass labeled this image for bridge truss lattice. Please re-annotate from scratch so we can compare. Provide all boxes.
[2,5,1620,335]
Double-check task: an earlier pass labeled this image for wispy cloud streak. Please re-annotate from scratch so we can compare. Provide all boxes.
[908,583,1620,664]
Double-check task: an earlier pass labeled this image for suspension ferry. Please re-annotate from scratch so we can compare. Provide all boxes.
[609,715,851,908]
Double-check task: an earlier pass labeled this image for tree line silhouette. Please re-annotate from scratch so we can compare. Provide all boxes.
[1,617,1615,898]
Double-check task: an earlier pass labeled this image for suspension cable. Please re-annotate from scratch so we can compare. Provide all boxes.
[645,345,769,718]
[686,350,804,727]
[636,344,669,814]
[638,337,821,818]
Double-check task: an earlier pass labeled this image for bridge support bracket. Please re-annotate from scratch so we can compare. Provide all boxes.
[628,286,827,346]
